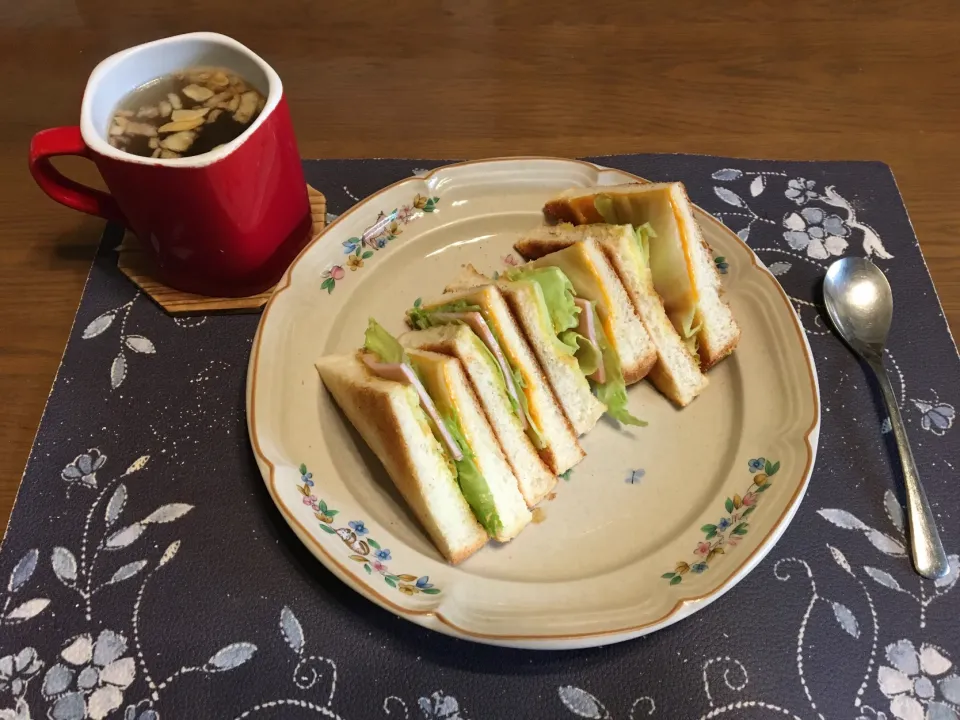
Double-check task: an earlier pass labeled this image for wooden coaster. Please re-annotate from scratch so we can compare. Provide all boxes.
[117,185,326,315]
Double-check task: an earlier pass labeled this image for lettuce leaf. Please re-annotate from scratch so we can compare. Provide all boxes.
[633,222,656,268]
[488,350,545,451]
[469,333,525,429]
[407,299,483,330]
[558,330,602,377]
[504,266,579,334]
[510,366,546,449]
[363,318,407,364]
[679,305,702,357]
[441,413,502,536]
[506,266,604,378]
[451,306,547,450]
[594,194,618,224]
[592,312,646,427]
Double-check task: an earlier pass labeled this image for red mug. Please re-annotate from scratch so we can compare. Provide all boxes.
[29,32,312,297]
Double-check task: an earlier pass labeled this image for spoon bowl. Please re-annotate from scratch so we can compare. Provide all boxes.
[822,257,948,580]
[823,257,893,356]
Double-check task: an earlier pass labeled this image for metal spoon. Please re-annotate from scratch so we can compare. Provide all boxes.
[823,257,948,580]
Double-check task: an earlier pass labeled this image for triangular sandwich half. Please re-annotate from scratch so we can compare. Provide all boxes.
[513,236,657,388]
[516,223,708,407]
[495,266,607,435]
[316,320,529,563]
[404,346,532,541]
[400,324,557,507]
[406,285,585,476]
[541,182,740,370]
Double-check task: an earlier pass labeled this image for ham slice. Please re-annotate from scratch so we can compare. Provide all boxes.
[360,354,463,461]
[574,298,604,384]
[428,311,527,429]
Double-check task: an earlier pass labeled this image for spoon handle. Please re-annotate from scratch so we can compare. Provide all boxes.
[869,357,950,580]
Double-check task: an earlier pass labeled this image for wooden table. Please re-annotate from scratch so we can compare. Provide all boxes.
[1,1,958,534]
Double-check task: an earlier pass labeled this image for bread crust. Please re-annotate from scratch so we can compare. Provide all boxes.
[698,326,742,372]
[513,236,573,261]
[621,350,658,385]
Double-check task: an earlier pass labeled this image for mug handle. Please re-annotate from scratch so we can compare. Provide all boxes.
[29,126,127,225]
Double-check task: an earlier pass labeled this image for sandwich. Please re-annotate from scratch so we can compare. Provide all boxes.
[316,320,531,564]
[540,182,740,370]
[406,285,585,476]
[400,323,557,506]
[494,266,607,435]
[449,263,642,433]
[515,223,709,407]
[499,261,647,427]
[511,233,657,388]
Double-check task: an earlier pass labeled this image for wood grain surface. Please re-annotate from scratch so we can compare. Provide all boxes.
[1,1,958,534]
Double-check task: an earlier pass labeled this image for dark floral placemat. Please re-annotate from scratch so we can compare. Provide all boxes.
[0,155,957,720]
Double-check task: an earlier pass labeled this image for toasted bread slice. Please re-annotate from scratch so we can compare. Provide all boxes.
[405,348,532,541]
[517,225,708,406]
[445,264,605,436]
[316,354,487,564]
[444,264,492,294]
[542,182,740,370]
[499,279,606,434]
[400,325,557,506]
[517,238,657,384]
[419,285,585,475]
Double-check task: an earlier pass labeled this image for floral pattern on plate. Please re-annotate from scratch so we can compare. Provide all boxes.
[320,193,440,294]
[296,465,440,596]
[662,457,780,584]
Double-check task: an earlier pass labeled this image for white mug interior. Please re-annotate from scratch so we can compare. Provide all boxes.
[80,32,282,167]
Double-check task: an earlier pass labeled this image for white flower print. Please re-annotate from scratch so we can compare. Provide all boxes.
[418,692,462,719]
[60,451,106,489]
[878,639,960,719]
[785,177,818,205]
[42,630,135,720]
[911,395,955,436]
[123,701,158,720]
[0,648,42,697]
[783,206,850,259]
[0,699,30,720]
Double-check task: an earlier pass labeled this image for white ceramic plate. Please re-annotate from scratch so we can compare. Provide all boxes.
[247,157,820,649]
